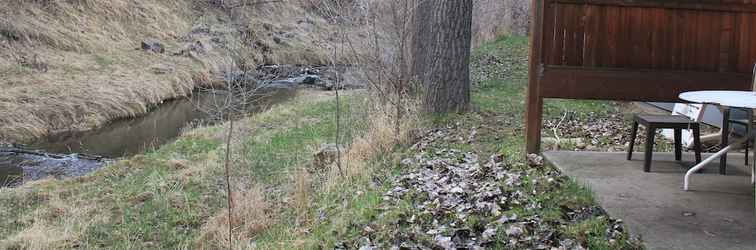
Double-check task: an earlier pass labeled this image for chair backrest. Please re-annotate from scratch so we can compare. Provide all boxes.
[672,103,705,122]
[670,103,706,148]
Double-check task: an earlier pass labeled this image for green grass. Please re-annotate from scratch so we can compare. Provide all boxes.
[472,36,639,248]
[0,92,370,249]
[0,36,642,249]
[251,36,641,249]
[311,36,639,249]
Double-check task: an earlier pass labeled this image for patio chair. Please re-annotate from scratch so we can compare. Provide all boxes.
[627,114,703,172]
[726,64,756,182]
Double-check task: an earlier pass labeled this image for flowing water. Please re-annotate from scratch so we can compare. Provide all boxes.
[0,88,298,186]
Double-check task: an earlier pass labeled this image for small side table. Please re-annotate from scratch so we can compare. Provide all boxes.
[627,114,703,172]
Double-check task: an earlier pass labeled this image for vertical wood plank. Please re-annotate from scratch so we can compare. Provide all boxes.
[651,8,666,70]
[583,4,600,66]
[542,0,556,64]
[563,4,580,65]
[636,8,653,68]
[616,6,632,67]
[574,4,586,66]
[550,3,565,65]
[737,12,751,73]
[605,6,619,67]
[670,8,681,70]
[729,12,740,72]
[526,0,546,154]
[720,12,733,72]
[594,5,607,66]
[709,11,722,71]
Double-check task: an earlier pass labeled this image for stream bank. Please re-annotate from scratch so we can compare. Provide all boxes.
[0,64,363,187]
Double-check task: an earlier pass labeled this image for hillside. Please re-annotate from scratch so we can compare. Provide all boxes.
[0,0,340,144]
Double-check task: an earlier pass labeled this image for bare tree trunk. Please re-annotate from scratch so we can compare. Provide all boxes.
[412,0,473,114]
[224,119,234,249]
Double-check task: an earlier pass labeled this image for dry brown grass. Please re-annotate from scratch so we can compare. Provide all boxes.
[196,185,273,250]
[0,190,106,250]
[472,0,530,46]
[0,0,346,144]
[0,0,198,143]
[325,96,420,190]
[292,167,312,226]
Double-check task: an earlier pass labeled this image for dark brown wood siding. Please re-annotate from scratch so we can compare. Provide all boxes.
[527,0,756,153]
[543,0,756,73]
[537,0,756,102]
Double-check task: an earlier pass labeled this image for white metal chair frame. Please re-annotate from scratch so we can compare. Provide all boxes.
[682,65,756,190]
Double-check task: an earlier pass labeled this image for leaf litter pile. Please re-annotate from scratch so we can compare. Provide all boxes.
[341,125,643,249]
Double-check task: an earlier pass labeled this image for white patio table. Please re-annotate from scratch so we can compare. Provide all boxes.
[679,90,756,190]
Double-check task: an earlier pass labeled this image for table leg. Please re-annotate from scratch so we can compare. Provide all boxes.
[750,109,755,185]
[720,107,730,175]
[674,128,682,161]
[685,145,735,190]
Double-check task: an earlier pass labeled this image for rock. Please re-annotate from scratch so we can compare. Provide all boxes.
[505,225,524,237]
[1,150,106,186]
[400,158,414,166]
[272,35,284,44]
[481,228,497,242]
[313,143,344,169]
[189,24,210,35]
[262,80,296,90]
[150,64,174,74]
[527,153,544,167]
[303,67,320,75]
[292,75,321,85]
[434,235,455,250]
[167,159,188,170]
[178,40,210,56]
[141,39,165,53]
[319,80,337,90]
[257,64,300,78]
[575,142,587,150]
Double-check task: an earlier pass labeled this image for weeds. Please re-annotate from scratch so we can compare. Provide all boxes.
[16,54,49,72]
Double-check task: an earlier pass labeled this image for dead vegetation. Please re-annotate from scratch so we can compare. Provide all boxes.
[0,0,345,144]
[0,1,539,248]
[196,185,273,249]
[0,0,528,145]
[472,0,531,46]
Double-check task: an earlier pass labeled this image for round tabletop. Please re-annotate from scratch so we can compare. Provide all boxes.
[679,90,756,109]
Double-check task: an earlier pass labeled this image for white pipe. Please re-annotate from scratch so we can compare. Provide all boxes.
[684,145,735,191]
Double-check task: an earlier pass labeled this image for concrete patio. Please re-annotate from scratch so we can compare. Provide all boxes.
[544,151,755,250]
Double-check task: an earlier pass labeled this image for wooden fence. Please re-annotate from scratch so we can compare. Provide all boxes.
[527,0,756,153]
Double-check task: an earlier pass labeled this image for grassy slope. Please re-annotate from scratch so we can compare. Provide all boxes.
[0,90,370,249]
[252,37,642,249]
[0,0,337,144]
[0,36,643,249]
[258,37,636,249]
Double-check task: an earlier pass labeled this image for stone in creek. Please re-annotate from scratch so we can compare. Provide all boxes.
[141,39,165,53]
[0,151,106,186]
[292,75,321,85]
[151,64,174,74]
